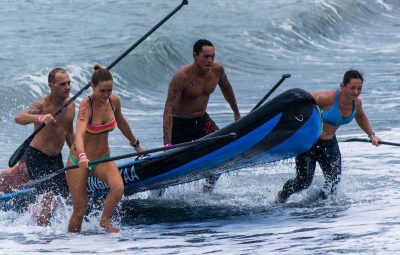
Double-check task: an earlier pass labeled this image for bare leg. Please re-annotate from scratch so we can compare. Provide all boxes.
[36,192,54,226]
[28,192,59,226]
[202,174,220,193]
[0,158,29,193]
[149,189,165,198]
[66,161,89,233]
[275,190,289,204]
[94,162,124,233]
[29,194,65,226]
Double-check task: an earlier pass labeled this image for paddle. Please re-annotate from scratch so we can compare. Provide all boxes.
[24,132,237,187]
[8,0,189,168]
[251,73,291,112]
[342,138,400,147]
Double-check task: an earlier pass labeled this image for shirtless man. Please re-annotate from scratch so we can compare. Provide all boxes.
[163,39,241,192]
[0,68,75,225]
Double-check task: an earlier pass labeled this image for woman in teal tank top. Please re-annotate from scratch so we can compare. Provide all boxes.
[276,69,381,203]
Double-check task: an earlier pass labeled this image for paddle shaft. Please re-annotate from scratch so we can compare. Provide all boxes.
[342,138,400,147]
[19,0,189,143]
[251,73,291,112]
[25,132,236,187]
[8,0,189,167]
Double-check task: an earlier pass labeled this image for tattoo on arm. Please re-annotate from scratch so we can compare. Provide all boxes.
[25,102,42,115]
[168,73,184,102]
[163,73,184,143]
[216,66,240,120]
[79,107,88,121]
[217,66,231,92]
[216,65,225,77]
[217,66,239,111]
[165,73,185,114]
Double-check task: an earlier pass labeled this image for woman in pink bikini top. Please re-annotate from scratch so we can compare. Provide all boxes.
[66,64,144,234]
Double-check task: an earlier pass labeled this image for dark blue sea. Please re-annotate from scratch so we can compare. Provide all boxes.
[1,0,400,254]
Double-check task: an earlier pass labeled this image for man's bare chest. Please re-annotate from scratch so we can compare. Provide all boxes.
[183,78,218,97]
[42,105,74,126]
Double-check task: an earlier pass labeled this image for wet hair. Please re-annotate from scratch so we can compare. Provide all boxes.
[91,64,113,85]
[48,68,67,84]
[342,69,364,85]
[193,39,214,55]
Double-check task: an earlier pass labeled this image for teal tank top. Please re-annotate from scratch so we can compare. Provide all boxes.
[320,89,356,127]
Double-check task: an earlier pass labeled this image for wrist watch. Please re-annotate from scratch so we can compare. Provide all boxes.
[130,139,140,148]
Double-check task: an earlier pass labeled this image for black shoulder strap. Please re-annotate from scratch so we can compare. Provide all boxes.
[109,98,115,113]
[88,96,93,124]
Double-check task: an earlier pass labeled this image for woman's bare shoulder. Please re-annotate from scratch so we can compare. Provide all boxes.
[311,90,336,107]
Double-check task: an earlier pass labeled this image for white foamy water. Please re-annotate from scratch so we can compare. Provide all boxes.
[1,0,400,253]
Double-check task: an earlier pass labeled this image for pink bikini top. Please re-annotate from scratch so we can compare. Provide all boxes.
[86,96,117,135]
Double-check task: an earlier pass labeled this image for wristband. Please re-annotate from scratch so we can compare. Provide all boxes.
[368,131,375,138]
[38,114,43,123]
[130,139,140,148]
[79,152,87,160]
[165,143,172,147]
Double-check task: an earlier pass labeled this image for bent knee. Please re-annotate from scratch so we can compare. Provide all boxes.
[109,183,124,196]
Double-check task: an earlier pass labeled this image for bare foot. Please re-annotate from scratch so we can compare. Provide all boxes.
[148,189,164,198]
[37,193,53,226]
[28,203,41,222]
[28,203,51,226]
[27,193,55,226]
[202,184,214,193]
[275,191,288,204]
[203,176,218,193]
[100,219,120,234]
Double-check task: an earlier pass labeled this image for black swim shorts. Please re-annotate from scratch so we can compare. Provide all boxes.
[172,112,219,144]
[25,146,68,197]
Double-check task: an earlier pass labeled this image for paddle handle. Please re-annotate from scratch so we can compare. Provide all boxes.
[85,132,237,167]
[24,132,237,187]
[107,0,188,70]
[342,138,400,147]
[18,0,190,139]
[43,0,190,121]
[251,73,291,112]
[8,0,189,168]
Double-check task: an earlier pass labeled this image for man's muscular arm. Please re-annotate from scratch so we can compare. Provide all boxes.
[15,101,43,125]
[163,72,185,145]
[15,99,56,125]
[216,65,241,121]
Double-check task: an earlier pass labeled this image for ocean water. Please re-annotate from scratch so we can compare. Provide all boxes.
[1,0,400,254]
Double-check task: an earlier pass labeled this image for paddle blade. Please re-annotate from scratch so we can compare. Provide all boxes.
[8,139,31,167]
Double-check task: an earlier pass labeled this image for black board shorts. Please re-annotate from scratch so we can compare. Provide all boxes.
[172,112,219,144]
[25,146,68,197]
